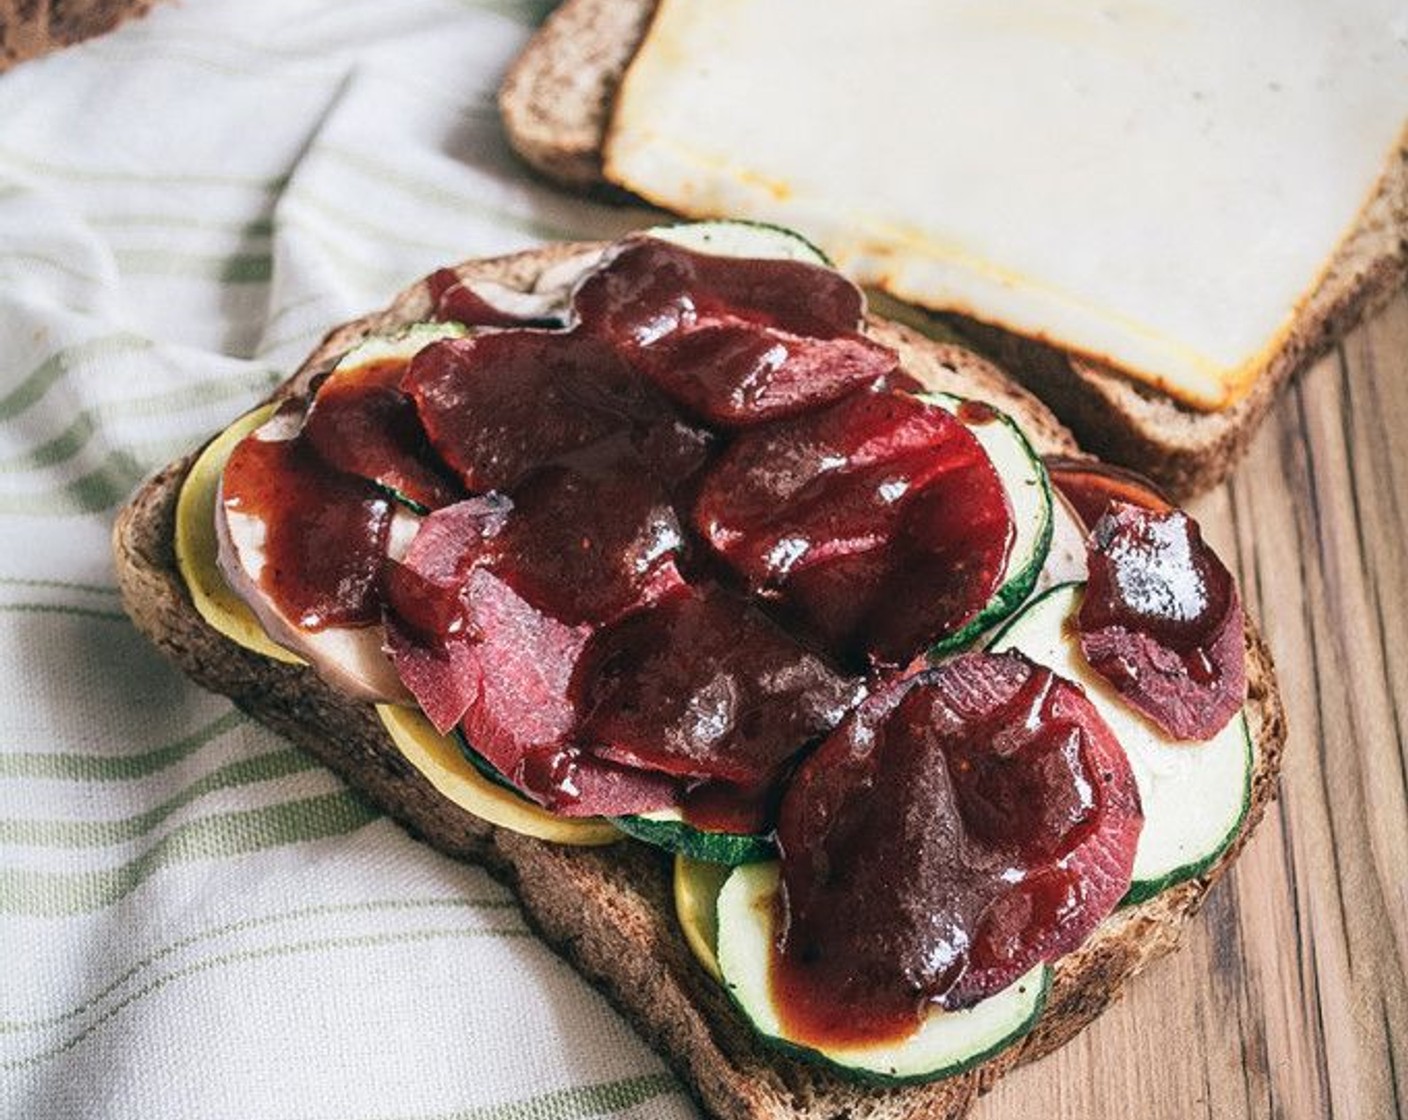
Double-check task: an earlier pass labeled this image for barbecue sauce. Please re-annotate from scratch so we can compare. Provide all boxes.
[303,357,461,511]
[771,653,1141,1047]
[221,418,392,630]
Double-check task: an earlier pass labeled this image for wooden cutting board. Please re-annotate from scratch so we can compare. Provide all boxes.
[976,286,1408,1119]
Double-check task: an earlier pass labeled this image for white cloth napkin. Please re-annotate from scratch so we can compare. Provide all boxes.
[0,2,700,1116]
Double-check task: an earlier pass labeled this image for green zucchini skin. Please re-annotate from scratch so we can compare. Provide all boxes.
[923,392,1054,657]
[612,811,774,865]
[713,863,1051,1084]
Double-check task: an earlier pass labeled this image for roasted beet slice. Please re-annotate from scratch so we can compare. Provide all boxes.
[573,236,868,343]
[455,566,593,766]
[1079,502,1246,740]
[404,333,711,494]
[626,318,896,428]
[864,452,1016,660]
[772,652,1141,1045]
[695,391,964,581]
[383,497,511,642]
[303,357,463,511]
[571,238,893,426]
[384,614,481,735]
[695,390,1012,663]
[576,585,863,785]
[1044,456,1174,529]
[493,440,687,627]
[502,745,679,817]
[383,498,513,731]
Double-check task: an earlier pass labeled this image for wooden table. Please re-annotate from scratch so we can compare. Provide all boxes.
[977,288,1408,1118]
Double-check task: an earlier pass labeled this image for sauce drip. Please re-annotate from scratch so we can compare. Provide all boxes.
[221,419,392,630]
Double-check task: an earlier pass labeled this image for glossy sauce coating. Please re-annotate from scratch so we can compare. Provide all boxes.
[427,268,560,329]
[1044,455,1173,527]
[236,239,1017,826]
[695,388,1013,664]
[772,653,1141,1045]
[1079,502,1246,739]
[303,357,462,511]
[221,421,392,630]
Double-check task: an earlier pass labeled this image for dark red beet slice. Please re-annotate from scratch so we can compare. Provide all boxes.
[222,421,391,630]
[383,497,511,642]
[304,357,463,511]
[864,452,1017,660]
[772,652,1141,1047]
[576,585,863,784]
[695,391,964,583]
[503,745,679,817]
[383,498,512,731]
[454,566,593,768]
[492,440,687,626]
[384,614,481,735]
[426,268,561,329]
[1044,456,1173,529]
[572,237,893,426]
[404,333,711,494]
[626,318,896,428]
[1079,502,1246,740]
[573,236,867,343]
[695,390,1012,663]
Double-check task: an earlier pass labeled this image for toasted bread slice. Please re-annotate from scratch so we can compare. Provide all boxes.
[498,0,1408,500]
[0,0,159,70]
[113,243,1286,1120]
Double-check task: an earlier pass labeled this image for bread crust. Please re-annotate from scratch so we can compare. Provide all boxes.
[499,0,1408,499]
[0,0,158,71]
[113,243,1286,1120]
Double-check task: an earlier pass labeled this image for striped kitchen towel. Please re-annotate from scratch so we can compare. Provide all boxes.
[0,2,698,1116]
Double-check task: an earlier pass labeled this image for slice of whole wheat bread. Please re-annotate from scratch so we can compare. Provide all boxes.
[113,243,1287,1120]
[0,0,159,71]
[498,0,1408,500]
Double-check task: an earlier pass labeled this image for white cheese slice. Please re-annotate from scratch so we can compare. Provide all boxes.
[605,0,1408,410]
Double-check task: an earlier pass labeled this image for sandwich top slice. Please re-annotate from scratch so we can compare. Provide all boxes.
[500,0,1408,496]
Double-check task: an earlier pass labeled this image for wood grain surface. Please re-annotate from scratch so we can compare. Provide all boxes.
[976,287,1408,1120]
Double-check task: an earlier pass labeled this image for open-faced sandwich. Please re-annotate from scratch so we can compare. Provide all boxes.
[114,222,1286,1120]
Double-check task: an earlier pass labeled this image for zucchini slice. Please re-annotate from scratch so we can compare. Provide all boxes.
[646,219,831,266]
[175,403,304,664]
[714,862,1049,1084]
[376,706,621,847]
[921,392,1053,654]
[674,855,731,982]
[989,582,1252,902]
[614,809,773,865]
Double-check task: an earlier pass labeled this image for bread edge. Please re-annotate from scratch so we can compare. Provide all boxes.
[112,243,1288,1120]
[0,0,160,71]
